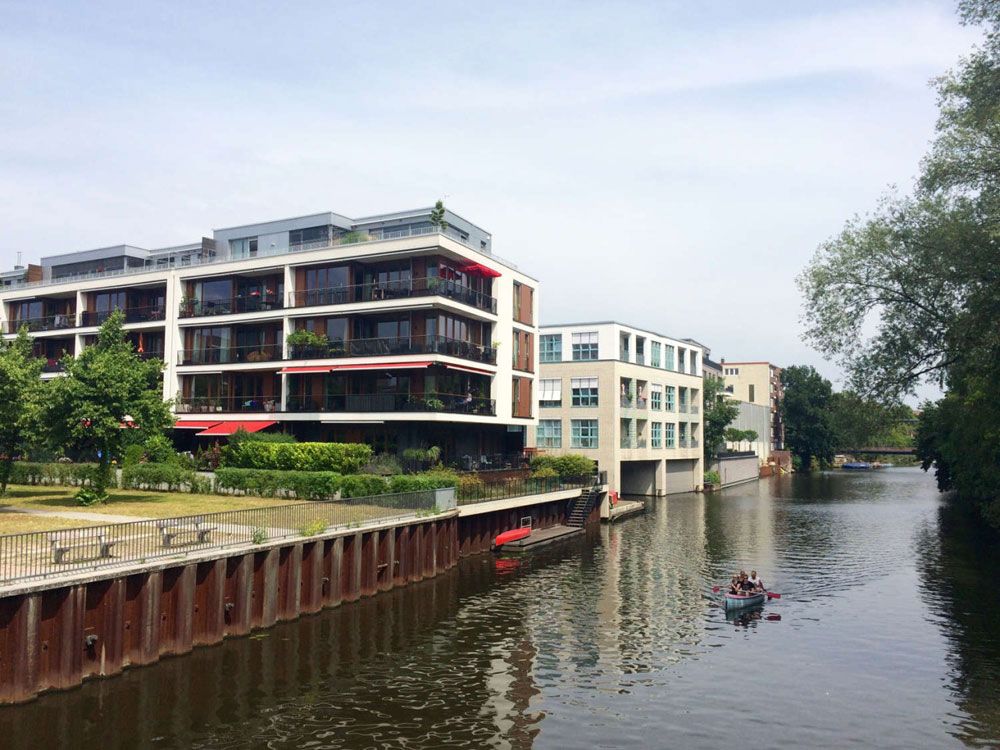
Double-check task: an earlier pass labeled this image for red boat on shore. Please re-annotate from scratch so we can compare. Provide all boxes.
[494,527,531,548]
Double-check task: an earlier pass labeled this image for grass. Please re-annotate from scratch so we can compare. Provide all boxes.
[0,485,306,519]
[0,512,93,535]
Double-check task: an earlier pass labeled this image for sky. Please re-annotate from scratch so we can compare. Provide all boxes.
[0,0,980,402]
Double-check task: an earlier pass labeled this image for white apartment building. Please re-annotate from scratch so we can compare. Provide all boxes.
[531,322,705,509]
[0,208,539,464]
[721,361,785,451]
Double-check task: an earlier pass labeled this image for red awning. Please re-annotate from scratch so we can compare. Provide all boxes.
[196,421,277,436]
[445,363,493,375]
[329,361,432,372]
[459,263,502,278]
[174,420,221,429]
[279,366,333,374]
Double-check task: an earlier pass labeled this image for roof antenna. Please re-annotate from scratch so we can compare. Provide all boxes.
[15,251,23,269]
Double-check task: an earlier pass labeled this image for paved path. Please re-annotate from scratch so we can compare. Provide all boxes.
[0,506,153,524]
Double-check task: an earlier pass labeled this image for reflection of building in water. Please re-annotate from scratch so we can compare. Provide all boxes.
[484,638,542,749]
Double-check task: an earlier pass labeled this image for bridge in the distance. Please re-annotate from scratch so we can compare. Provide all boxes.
[838,446,916,455]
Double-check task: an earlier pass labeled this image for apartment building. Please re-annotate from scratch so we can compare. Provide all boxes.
[531,322,704,506]
[721,361,784,450]
[0,208,539,461]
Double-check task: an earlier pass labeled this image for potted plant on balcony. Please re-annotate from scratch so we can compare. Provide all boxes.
[286,329,328,358]
[179,295,196,316]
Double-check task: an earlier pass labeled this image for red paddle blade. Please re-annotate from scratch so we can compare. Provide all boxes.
[766,592,781,599]
[713,586,721,593]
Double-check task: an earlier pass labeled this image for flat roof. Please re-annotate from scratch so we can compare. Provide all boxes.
[720,361,780,367]
[540,320,700,348]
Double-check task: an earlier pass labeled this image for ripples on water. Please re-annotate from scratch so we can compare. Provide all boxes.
[2,468,999,749]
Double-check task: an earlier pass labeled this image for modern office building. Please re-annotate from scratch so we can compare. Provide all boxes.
[0,208,539,461]
[720,361,785,450]
[531,322,704,504]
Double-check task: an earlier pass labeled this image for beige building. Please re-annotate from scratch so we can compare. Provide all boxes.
[721,361,784,450]
[530,322,704,511]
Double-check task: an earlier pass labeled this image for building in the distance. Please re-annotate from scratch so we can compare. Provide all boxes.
[0,208,539,463]
[721,361,784,451]
[531,321,704,505]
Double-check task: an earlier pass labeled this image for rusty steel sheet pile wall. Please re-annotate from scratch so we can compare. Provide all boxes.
[0,494,593,704]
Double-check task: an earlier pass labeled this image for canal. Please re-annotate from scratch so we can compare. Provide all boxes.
[2,467,999,748]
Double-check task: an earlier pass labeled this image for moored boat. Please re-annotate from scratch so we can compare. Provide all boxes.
[725,590,767,610]
[494,527,531,548]
[842,462,871,470]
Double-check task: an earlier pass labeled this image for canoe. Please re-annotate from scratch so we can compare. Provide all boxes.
[725,591,766,610]
[494,527,531,547]
[842,462,871,470]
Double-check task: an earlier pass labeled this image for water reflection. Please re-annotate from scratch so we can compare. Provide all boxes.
[1,469,997,748]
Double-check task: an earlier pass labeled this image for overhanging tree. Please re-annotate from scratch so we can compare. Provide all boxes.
[702,374,739,463]
[0,328,44,494]
[780,365,836,470]
[44,311,174,501]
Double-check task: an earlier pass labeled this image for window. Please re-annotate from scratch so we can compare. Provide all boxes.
[540,334,562,362]
[725,367,740,376]
[619,333,630,362]
[636,337,645,365]
[540,378,562,408]
[651,383,662,410]
[571,419,599,449]
[572,331,599,360]
[677,348,686,374]
[665,385,676,411]
[651,422,662,448]
[513,332,519,369]
[513,281,522,319]
[571,377,599,407]
[749,384,755,403]
[665,423,676,448]
[230,237,258,259]
[536,419,562,448]
[690,351,699,374]
[665,345,675,371]
[651,342,661,368]
[289,225,329,250]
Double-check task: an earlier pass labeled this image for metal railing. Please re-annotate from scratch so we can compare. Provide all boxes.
[290,334,496,365]
[285,392,497,416]
[0,490,441,586]
[81,305,166,326]
[179,343,283,366]
[41,360,65,373]
[289,276,497,315]
[179,294,283,318]
[456,474,592,506]
[6,314,77,333]
[175,395,280,413]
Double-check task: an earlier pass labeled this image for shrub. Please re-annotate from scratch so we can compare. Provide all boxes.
[9,462,119,489]
[339,474,390,498]
[75,487,106,506]
[123,444,145,467]
[300,518,327,537]
[387,473,458,493]
[229,427,298,448]
[532,466,559,479]
[457,474,484,499]
[143,434,176,464]
[220,442,371,473]
[122,462,197,492]
[552,454,596,478]
[530,455,558,472]
[363,453,403,476]
[704,470,721,485]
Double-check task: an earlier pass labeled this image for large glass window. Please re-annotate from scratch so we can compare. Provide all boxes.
[651,422,662,448]
[651,341,661,368]
[571,377,599,407]
[665,423,676,448]
[572,331,598,360]
[536,419,562,449]
[664,345,675,371]
[289,226,329,250]
[665,385,676,412]
[539,378,562,408]
[230,237,258,259]
[540,334,562,362]
[94,291,125,315]
[571,419,599,449]
[651,383,662,410]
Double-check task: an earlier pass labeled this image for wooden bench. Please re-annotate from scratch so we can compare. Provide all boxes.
[156,518,216,548]
[47,532,119,564]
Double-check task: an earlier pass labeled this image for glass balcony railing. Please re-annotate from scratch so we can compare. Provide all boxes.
[678,403,689,413]
[6,314,77,334]
[178,343,283,366]
[289,335,497,366]
[82,305,166,326]
[679,437,689,448]
[287,392,496,416]
[179,293,283,318]
[690,404,700,415]
[289,277,498,315]
[175,396,280,413]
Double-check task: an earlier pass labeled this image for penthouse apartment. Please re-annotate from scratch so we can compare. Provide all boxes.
[531,322,704,508]
[0,208,539,461]
[721,361,785,450]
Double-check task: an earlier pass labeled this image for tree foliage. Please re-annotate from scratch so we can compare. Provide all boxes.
[829,391,915,449]
[780,365,836,471]
[429,200,449,231]
[43,311,173,500]
[702,374,739,462]
[0,328,44,493]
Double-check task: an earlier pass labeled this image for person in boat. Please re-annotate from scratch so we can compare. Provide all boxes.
[728,574,741,594]
[749,570,764,593]
[739,572,755,593]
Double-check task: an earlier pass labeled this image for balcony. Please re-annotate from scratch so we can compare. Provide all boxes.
[290,277,497,315]
[179,293,283,318]
[679,437,689,448]
[690,404,700,415]
[287,392,496,416]
[179,343,284,366]
[635,398,648,409]
[289,335,497,366]
[690,438,699,448]
[6,314,77,334]
[620,437,648,449]
[678,403,689,414]
[82,305,166,326]
[42,360,65,373]
[176,396,280,414]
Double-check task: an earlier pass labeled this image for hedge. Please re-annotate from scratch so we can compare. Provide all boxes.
[220,442,372,473]
[121,463,205,493]
[8,462,119,489]
[214,468,456,501]
[530,454,596,478]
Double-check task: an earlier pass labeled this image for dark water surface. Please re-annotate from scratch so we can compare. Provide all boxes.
[4,468,1000,749]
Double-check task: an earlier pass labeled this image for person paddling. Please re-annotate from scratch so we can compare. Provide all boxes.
[728,574,740,595]
[749,570,764,593]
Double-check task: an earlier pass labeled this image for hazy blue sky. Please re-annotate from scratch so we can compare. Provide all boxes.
[0,1,979,399]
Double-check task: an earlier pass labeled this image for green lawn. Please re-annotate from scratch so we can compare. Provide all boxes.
[0,485,306,519]
[0,512,93,535]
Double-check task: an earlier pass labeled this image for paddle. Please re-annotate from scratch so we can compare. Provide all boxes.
[765,591,781,599]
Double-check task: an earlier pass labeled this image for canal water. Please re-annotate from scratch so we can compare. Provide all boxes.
[3,468,999,749]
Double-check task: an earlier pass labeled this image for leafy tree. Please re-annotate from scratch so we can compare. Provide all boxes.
[723,427,743,449]
[43,311,174,501]
[429,200,449,231]
[780,365,836,471]
[0,328,44,494]
[702,374,739,462]
[742,430,758,450]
